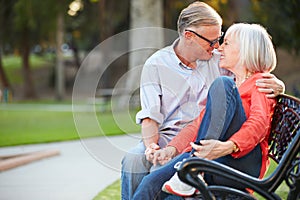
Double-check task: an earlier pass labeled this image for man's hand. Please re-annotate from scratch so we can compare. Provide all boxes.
[190,140,233,160]
[256,73,285,98]
[145,143,160,163]
[152,146,177,166]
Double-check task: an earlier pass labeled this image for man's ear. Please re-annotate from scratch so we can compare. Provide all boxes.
[184,31,193,40]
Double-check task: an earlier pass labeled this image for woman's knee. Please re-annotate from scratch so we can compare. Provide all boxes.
[208,76,235,98]
[212,76,235,89]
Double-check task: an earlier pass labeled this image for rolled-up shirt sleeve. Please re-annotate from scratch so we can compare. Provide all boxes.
[136,62,164,125]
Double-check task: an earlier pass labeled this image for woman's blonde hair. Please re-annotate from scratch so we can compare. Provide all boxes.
[177,1,222,35]
[226,23,277,73]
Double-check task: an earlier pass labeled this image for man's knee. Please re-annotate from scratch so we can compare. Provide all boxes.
[122,150,152,174]
[122,142,146,166]
[122,151,144,167]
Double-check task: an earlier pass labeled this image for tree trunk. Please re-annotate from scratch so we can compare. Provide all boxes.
[0,49,11,89]
[117,0,163,109]
[55,11,65,100]
[98,0,113,90]
[163,0,173,29]
[0,48,12,102]
[71,39,80,69]
[21,27,36,99]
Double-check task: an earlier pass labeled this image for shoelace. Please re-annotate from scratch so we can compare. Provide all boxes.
[174,158,188,170]
[174,161,183,170]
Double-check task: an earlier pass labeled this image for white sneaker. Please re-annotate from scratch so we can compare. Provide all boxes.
[162,159,207,197]
[162,172,196,197]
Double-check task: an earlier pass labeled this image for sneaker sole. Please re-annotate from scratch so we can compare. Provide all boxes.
[164,184,196,197]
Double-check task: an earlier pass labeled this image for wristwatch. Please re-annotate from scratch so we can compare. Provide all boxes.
[232,142,239,153]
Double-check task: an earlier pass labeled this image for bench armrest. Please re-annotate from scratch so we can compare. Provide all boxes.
[178,157,278,200]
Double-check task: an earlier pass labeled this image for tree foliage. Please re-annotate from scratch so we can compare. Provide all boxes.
[1,0,299,100]
[0,0,71,98]
[13,0,59,48]
[252,0,300,54]
[251,0,300,95]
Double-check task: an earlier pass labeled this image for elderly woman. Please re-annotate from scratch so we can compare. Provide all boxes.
[132,23,278,199]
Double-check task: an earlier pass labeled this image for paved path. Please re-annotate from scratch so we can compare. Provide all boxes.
[0,134,140,200]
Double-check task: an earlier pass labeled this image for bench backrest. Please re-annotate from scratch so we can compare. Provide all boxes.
[267,94,300,199]
[268,94,300,163]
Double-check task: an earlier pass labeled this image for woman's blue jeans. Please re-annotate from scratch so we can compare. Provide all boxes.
[132,77,262,200]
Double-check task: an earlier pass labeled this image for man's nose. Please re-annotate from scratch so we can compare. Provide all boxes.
[212,42,220,49]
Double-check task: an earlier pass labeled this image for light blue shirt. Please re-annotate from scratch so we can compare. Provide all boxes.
[136,39,229,143]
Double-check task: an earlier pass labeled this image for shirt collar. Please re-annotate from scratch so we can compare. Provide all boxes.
[172,38,193,70]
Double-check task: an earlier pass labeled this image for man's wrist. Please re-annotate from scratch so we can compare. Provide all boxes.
[144,141,158,149]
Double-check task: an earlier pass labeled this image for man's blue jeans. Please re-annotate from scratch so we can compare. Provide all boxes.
[121,136,170,199]
[131,77,262,199]
[121,142,152,200]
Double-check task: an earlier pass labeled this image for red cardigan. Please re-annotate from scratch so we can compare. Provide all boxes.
[168,73,276,179]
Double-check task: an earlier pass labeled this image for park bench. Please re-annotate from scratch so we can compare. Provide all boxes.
[178,94,300,200]
[93,88,139,112]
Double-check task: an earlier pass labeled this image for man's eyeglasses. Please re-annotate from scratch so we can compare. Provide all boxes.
[185,29,224,47]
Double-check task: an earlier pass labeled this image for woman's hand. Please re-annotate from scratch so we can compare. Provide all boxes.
[256,73,285,98]
[152,146,177,166]
[191,140,234,160]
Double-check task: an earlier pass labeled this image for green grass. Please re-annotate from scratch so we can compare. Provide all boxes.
[93,179,121,200]
[254,160,289,199]
[2,54,54,84]
[2,54,54,70]
[0,106,140,147]
[0,54,140,146]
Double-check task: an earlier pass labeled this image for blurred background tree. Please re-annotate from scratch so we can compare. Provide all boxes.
[0,0,70,99]
[0,0,299,101]
[253,0,300,54]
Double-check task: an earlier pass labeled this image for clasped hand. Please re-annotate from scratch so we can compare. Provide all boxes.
[145,144,176,166]
[145,140,233,166]
[144,143,160,163]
